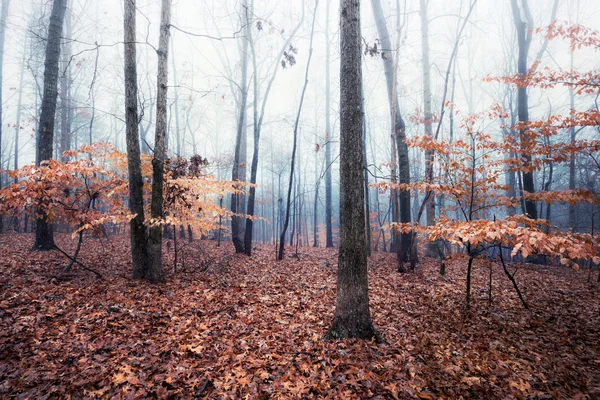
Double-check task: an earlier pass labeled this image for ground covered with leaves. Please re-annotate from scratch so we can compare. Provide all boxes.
[0,232,599,399]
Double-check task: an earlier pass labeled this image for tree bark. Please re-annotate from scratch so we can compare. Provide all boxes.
[510,0,537,219]
[370,0,411,263]
[326,0,376,341]
[230,0,250,254]
[419,0,438,257]
[124,0,150,279]
[59,1,71,161]
[34,0,67,250]
[147,0,172,283]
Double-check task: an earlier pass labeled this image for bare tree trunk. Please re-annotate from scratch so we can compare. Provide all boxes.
[324,0,334,248]
[14,43,26,183]
[34,0,67,250]
[147,0,172,283]
[124,0,150,280]
[510,0,537,219]
[419,0,438,257]
[231,0,249,254]
[244,0,305,255]
[277,0,317,261]
[0,0,8,233]
[370,0,411,264]
[568,50,577,231]
[363,107,371,256]
[326,0,376,341]
[59,1,71,161]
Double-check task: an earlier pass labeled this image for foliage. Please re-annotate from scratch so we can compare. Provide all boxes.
[0,234,599,398]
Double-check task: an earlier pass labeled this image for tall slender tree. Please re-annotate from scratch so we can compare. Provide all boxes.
[278,0,318,261]
[324,0,334,248]
[326,0,376,340]
[510,0,537,219]
[59,0,71,161]
[147,0,172,283]
[0,0,9,233]
[33,0,67,250]
[231,0,250,253]
[370,0,411,264]
[124,0,150,279]
[243,0,304,255]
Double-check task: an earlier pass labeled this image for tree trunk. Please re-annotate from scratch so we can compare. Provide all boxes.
[230,0,249,254]
[244,0,305,255]
[0,0,8,233]
[147,0,172,283]
[370,0,411,263]
[124,0,150,280]
[324,0,334,248]
[59,1,71,161]
[326,0,376,341]
[510,0,537,219]
[277,0,316,261]
[34,0,67,251]
[420,0,438,257]
[14,43,26,184]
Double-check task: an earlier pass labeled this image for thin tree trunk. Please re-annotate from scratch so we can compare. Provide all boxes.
[14,42,26,183]
[147,0,172,283]
[34,0,67,250]
[324,0,334,248]
[370,0,410,265]
[59,1,71,161]
[0,0,8,233]
[277,0,317,261]
[568,50,577,231]
[231,0,249,253]
[326,0,376,341]
[420,0,438,257]
[244,0,305,255]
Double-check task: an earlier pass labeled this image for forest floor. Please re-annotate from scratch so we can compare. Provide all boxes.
[0,232,599,399]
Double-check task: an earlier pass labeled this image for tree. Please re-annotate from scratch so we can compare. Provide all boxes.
[419,0,438,256]
[326,0,376,340]
[277,0,318,261]
[33,0,68,251]
[0,0,9,233]
[230,0,250,254]
[243,2,305,256]
[124,0,150,279]
[510,0,537,219]
[147,0,172,283]
[324,0,334,248]
[370,0,412,266]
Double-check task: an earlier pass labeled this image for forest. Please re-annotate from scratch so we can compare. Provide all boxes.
[0,0,599,398]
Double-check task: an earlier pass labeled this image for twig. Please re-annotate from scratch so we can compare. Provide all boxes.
[53,244,103,279]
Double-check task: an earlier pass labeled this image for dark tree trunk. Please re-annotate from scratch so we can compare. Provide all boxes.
[231,0,249,254]
[124,0,150,280]
[510,0,537,219]
[244,0,304,256]
[59,2,71,161]
[147,0,172,283]
[326,0,376,341]
[33,0,67,251]
[370,0,411,262]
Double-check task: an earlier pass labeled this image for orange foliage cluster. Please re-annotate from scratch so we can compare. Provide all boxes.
[0,143,255,237]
